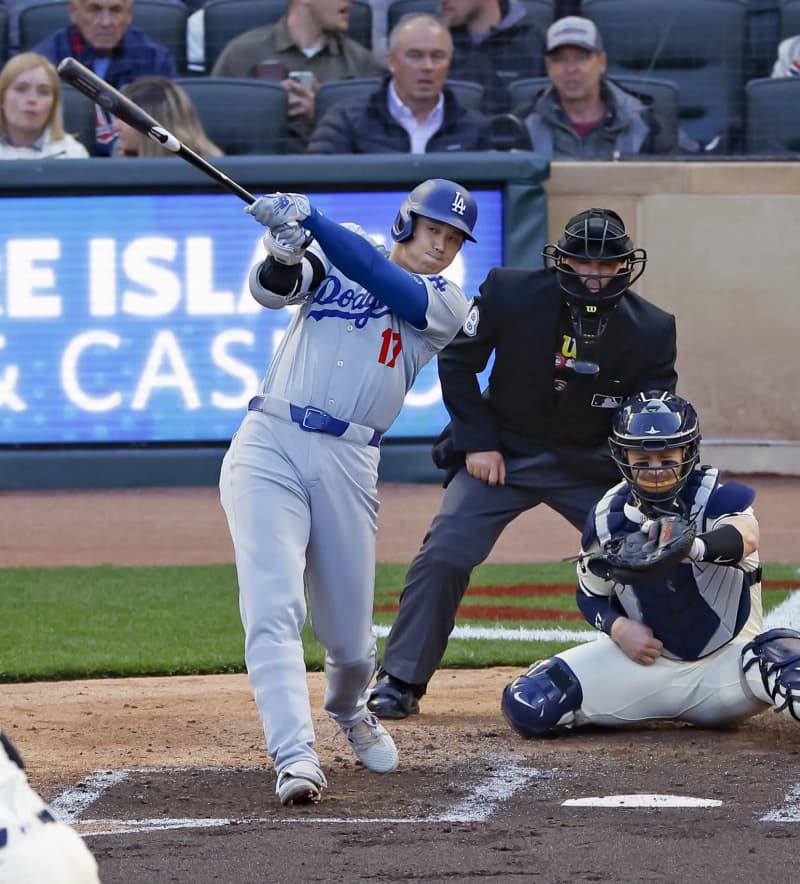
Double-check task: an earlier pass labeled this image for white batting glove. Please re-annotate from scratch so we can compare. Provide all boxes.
[246,192,311,227]
[264,222,313,265]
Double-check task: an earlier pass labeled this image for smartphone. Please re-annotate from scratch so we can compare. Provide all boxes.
[252,60,288,80]
[288,70,314,90]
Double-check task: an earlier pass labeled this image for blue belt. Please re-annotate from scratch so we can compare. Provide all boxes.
[248,395,382,448]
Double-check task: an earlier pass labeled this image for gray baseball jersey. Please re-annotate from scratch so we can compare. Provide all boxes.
[251,224,470,433]
[221,221,471,779]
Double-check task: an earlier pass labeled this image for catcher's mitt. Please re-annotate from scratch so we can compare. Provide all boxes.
[586,515,696,585]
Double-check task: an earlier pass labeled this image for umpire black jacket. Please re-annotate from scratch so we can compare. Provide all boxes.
[433,267,678,482]
[305,78,492,154]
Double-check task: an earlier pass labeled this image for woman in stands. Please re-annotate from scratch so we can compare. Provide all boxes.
[0,52,89,159]
[114,76,223,157]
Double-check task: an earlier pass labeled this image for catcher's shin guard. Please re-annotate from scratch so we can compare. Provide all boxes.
[741,628,800,721]
[501,657,583,737]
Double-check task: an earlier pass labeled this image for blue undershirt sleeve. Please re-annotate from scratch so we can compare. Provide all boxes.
[576,588,625,635]
[304,209,429,328]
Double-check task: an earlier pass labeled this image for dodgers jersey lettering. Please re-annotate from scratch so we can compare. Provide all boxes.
[256,224,471,433]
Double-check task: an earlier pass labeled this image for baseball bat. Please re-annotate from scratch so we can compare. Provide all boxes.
[57,57,256,205]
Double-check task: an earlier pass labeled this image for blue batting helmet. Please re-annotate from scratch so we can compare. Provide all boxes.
[391,178,478,243]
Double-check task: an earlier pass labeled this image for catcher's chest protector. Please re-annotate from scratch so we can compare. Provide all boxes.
[595,469,759,661]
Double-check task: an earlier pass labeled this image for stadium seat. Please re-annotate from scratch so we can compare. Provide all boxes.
[386,0,441,33]
[745,76,800,153]
[202,0,372,74]
[520,0,555,33]
[742,0,782,80]
[582,0,748,146]
[0,6,7,65]
[174,76,289,155]
[60,83,96,154]
[17,0,188,73]
[314,76,485,123]
[508,74,680,147]
[781,0,800,36]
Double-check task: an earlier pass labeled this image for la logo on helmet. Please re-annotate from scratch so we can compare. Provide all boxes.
[451,192,467,216]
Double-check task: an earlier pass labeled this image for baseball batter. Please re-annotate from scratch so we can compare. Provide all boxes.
[0,728,100,883]
[219,180,478,805]
[502,392,800,735]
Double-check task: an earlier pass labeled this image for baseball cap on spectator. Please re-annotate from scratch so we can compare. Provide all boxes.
[546,16,604,54]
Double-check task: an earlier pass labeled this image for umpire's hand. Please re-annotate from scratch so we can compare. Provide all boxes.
[466,451,506,486]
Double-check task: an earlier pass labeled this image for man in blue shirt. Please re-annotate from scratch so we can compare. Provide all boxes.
[34,0,178,154]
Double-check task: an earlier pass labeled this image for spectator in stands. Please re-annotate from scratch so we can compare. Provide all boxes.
[440,0,546,115]
[33,0,178,155]
[306,13,490,154]
[211,0,384,152]
[517,16,678,159]
[113,75,222,157]
[0,52,90,158]
[771,34,800,77]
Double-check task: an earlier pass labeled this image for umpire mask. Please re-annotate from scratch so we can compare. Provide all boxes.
[542,208,647,346]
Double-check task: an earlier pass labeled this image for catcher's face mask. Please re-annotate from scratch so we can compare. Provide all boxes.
[609,391,701,513]
[624,446,689,497]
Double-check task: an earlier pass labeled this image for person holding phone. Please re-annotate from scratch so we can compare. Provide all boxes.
[211,0,383,152]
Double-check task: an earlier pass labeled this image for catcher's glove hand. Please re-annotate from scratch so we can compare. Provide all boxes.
[586,515,697,585]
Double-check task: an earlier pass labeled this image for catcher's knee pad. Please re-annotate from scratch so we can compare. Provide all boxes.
[501,657,583,737]
[741,627,800,721]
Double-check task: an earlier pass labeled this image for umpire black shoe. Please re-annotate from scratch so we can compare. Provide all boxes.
[367,673,420,719]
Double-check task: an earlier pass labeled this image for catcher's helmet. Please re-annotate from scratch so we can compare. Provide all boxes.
[609,391,701,512]
[542,209,647,340]
[391,178,478,243]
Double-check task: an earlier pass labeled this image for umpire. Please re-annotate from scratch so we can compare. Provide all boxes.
[368,207,679,718]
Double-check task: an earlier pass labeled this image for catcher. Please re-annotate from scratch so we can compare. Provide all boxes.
[502,391,800,735]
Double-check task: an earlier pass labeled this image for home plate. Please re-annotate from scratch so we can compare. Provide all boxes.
[563,794,722,808]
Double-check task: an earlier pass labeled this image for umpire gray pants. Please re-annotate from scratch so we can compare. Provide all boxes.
[381,451,613,692]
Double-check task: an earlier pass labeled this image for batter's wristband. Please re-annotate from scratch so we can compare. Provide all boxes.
[258,257,302,293]
[696,524,744,564]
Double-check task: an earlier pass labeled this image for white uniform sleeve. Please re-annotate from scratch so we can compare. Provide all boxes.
[247,224,342,310]
[577,540,616,599]
[418,276,472,352]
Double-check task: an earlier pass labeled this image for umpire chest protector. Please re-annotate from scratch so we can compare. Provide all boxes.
[442,268,677,454]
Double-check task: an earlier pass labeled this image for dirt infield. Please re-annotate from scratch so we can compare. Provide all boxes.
[2,477,800,883]
[2,474,798,565]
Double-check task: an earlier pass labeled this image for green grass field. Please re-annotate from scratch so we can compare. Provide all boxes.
[1,562,798,682]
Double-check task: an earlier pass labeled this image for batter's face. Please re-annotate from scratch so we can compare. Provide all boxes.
[440,0,484,29]
[394,217,465,275]
[625,446,687,495]
[561,256,626,293]
[70,0,132,55]
[545,45,606,103]
[2,65,54,144]
[307,0,352,34]
[387,19,452,106]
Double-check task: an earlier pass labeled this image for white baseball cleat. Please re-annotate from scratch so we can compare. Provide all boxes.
[344,714,399,773]
[276,761,327,806]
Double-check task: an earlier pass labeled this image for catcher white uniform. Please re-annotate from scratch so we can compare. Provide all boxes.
[0,730,100,883]
[502,392,800,735]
